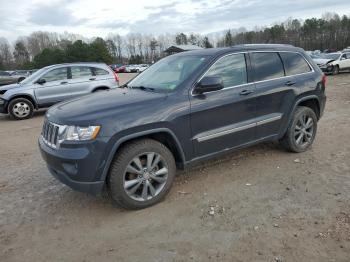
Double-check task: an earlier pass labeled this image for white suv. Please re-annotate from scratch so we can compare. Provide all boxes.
[314,52,350,75]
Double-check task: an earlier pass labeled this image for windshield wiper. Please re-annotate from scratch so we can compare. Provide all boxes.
[129,85,155,91]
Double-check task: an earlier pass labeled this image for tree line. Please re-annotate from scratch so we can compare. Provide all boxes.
[0,12,349,70]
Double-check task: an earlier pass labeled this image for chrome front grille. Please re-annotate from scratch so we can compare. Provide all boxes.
[42,120,60,148]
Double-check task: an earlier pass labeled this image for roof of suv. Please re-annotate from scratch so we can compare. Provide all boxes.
[43,62,108,70]
[176,44,304,57]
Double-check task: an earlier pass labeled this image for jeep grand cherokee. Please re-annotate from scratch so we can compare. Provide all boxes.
[39,44,326,210]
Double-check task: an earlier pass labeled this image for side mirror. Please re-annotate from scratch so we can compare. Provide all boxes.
[17,77,25,83]
[36,78,46,85]
[193,76,224,94]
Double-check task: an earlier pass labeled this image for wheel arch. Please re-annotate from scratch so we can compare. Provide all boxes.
[100,128,186,181]
[92,86,110,92]
[8,94,38,110]
[281,95,321,138]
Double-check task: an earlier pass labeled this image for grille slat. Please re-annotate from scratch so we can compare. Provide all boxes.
[42,120,60,148]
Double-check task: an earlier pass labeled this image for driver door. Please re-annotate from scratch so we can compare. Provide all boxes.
[34,67,71,106]
[190,53,256,157]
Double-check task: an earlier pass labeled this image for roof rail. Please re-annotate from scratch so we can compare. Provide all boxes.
[232,44,294,47]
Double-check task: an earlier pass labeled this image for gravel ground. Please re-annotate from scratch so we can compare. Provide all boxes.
[0,73,349,262]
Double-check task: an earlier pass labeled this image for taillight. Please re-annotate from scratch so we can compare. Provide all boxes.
[322,74,327,87]
[114,72,120,83]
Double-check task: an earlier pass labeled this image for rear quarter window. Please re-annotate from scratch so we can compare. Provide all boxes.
[251,52,284,82]
[93,67,109,76]
[71,66,93,78]
[279,52,311,75]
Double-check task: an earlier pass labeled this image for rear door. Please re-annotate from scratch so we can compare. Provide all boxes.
[34,67,70,106]
[251,51,313,140]
[69,66,95,99]
[250,52,291,139]
[190,53,256,157]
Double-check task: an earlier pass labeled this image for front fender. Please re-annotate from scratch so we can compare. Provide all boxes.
[99,128,186,181]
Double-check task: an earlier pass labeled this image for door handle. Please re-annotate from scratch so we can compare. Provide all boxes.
[239,90,254,96]
[60,81,68,85]
[89,78,96,81]
[285,81,296,86]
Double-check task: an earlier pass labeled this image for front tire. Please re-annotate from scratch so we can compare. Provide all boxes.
[8,98,34,120]
[280,106,318,153]
[107,139,176,210]
[332,65,339,75]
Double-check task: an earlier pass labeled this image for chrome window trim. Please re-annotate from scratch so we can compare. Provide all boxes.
[191,50,315,96]
[191,52,248,96]
[194,114,282,142]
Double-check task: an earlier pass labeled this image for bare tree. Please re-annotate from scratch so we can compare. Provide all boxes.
[0,37,13,69]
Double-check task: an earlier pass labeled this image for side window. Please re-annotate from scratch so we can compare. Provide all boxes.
[42,67,67,82]
[71,66,93,79]
[251,52,284,81]
[204,53,247,88]
[341,54,347,60]
[93,68,109,76]
[279,52,311,76]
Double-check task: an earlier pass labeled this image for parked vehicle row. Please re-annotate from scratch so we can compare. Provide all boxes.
[0,63,119,120]
[110,64,149,73]
[39,44,326,210]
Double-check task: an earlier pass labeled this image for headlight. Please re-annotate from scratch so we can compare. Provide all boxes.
[63,125,101,141]
[0,98,5,105]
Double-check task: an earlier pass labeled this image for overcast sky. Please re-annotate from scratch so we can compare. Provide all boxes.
[1,0,350,41]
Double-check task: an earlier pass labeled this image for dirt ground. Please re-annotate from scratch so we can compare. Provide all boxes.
[0,72,349,262]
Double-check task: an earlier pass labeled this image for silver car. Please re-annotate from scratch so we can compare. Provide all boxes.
[0,63,119,120]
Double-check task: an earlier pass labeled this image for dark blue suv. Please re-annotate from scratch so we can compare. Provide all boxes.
[39,44,326,209]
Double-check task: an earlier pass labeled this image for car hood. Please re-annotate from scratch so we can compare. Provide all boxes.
[313,58,334,65]
[47,88,167,125]
[0,83,21,91]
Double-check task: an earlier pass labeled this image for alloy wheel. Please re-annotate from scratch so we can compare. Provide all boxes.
[294,113,314,147]
[123,152,168,201]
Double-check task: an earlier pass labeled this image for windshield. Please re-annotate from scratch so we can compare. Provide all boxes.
[20,67,48,84]
[320,53,341,60]
[127,55,208,91]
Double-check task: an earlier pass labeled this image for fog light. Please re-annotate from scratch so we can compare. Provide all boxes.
[0,99,5,105]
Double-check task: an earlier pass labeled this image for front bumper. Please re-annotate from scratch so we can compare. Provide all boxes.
[0,98,8,114]
[38,136,106,195]
[318,64,333,73]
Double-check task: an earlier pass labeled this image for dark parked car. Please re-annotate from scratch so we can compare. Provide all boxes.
[39,44,326,209]
[0,71,17,86]
[10,70,30,82]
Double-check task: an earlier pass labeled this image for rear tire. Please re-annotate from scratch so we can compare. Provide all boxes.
[8,98,34,120]
[107,139,176,210]
[280,106,317,153]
